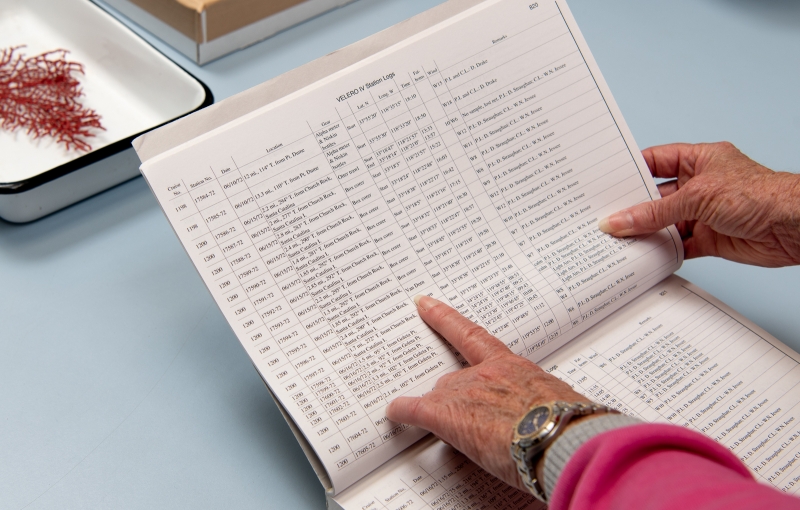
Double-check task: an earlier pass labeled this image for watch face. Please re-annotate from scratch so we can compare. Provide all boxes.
[517,406,552,436]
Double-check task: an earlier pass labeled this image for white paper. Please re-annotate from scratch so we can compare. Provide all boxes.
[545,275,800,492]
[332,435,543,510]
[140,0,681,492]
[332,275,800,508]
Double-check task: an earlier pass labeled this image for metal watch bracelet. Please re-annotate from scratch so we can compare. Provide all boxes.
[511,401,619,502]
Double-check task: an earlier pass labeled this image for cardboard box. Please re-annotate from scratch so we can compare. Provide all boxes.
[99,0,356,64]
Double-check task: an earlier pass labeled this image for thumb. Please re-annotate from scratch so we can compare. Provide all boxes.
[598,192,685,237]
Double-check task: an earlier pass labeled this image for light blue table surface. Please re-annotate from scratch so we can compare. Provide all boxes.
[2,1,800,508]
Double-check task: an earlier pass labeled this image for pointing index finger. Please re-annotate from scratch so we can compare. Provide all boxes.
[414,295,510,366]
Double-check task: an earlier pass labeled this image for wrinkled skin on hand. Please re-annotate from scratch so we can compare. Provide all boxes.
[599,142,800,267]
[387,142,800,494]
[386,295,591,492]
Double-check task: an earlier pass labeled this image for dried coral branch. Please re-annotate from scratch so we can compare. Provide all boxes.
[0,46,104,152]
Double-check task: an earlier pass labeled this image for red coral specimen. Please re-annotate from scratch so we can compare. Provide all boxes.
[0,46,104,152]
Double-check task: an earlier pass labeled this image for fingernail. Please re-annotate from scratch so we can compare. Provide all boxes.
[598,211,634,233]
[413,294,442,312]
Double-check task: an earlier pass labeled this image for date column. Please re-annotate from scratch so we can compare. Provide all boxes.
[220,165,290,372]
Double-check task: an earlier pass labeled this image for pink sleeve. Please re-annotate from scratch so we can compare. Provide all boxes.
[549,423,800,510]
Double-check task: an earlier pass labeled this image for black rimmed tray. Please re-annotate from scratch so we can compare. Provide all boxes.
[0,0,213,223]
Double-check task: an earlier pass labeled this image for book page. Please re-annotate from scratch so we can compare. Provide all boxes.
[331,435,543,510]
[140,0,681,492]
[332,275,800,508]
[544,275,800,493]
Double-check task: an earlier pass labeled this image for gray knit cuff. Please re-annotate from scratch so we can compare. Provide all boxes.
[542,414,642,498]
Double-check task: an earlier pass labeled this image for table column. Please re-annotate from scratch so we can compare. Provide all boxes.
[421,61,587,347]
[334,95,465,397]
[412,63,556,353]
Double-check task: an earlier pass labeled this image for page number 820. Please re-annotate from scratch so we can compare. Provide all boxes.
[529,3,539,9]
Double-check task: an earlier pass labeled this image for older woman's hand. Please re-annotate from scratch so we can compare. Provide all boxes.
[386,295,591,492]
[599,142,800,267]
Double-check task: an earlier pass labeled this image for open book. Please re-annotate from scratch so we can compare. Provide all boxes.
[132,0,800,507]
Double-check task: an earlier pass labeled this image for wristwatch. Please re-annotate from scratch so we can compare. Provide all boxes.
[510,401,619,502]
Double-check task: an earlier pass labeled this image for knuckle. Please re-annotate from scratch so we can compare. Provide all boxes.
[688,176,715,195]
[681,180,709,211]
[460,323,492,347]
[435,371,457,388]
[473,364,501,381]
[641,201,662,227]
[412,397,436,422]
[682,178,720,220]
[439,401,460,425]
[407,398,421,417]
[407,397,424,416]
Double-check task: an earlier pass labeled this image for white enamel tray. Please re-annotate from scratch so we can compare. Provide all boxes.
[0,0,212,223]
